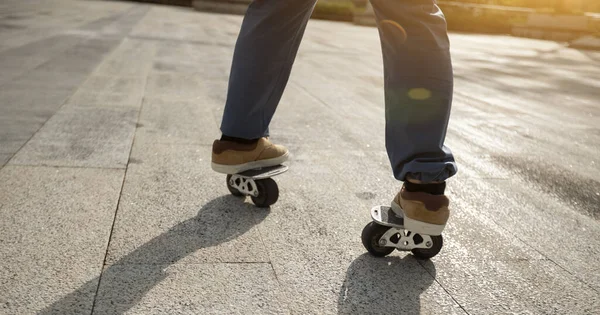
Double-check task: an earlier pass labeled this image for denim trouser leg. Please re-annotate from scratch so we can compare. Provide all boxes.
[220,0,457,184]
[220,0,317,139]
[371,0,457,183]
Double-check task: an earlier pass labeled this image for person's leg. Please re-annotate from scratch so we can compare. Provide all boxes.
[220,0,318,139]
[212,0,317,174]
[370,0,457,235]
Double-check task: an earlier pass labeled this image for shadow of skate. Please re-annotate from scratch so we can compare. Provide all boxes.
[38,194,269,314]
[337,253,437,315]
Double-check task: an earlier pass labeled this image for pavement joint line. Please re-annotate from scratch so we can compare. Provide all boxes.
[0,50,89,171]
[292,80,336,112]
[475,258,550,261]
[78,74,149,80]
[251,207,286,298]
[0,6,149,172]
[418,260,472,315]
[3,164,126,171]
[253,242,291,311]
[528,251,600,295]
[1,58,121,173]
[468,180,600,295]
[90,162,129,315]
[454,78,589,127]
[104,262,274,266]
[90,27,152,314]
[127,34,234,47]
[0,36,82,90]
[0,5,138,90]
[132,142,214,147]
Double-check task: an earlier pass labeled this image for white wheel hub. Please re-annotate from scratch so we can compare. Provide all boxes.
[229,175,259,197]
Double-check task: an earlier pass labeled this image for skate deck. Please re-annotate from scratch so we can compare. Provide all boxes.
[371,205,405,228]
[235,164,288,179]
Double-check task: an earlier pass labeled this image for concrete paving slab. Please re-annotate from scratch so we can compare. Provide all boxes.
[92,38,156,78]
[66,73,146,109]
[8,68,89,93]
[280,84,384,152]
[491,154,600,219]
[433,203,546,261]
[275,254,465,315]
[2,2,149,92]
[0,87,71,156]
[77,75,147,96]
[425,258,600,314]
[0,28,72,55]
[92,263,287,315]
[134,97,219,145]
[0,5,147,159]
[66,89,143,108]
[10,106,138,168]
[0,71,100,158]
[2,1,600,314]
[455,177,600,291]
[337,255,466,315]
[105,144,269,265]
[145,72,216,101]
[18,38,121,82]
[129,8,240,47]
[0,34,81,85]
[451,153,512,180]
[0,117,44,154]
[0,166,124,315]
[0,86,70,113]
[0,153,11,167]
[152,42,232,79]
[265,84,384,154]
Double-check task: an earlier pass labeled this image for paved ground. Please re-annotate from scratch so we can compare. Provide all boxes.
[1,0,599,314]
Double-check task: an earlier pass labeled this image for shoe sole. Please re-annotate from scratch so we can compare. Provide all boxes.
[211,152,289,174]
[391,201,445,236]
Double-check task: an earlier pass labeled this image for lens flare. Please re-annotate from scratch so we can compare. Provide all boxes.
[380,20,407,44]
[408,88,432,100]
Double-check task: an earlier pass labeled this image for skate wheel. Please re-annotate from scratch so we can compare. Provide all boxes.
[251,178,279,207]
[226,175,244,197]
[411,234,443,260]
[361,221,395,257]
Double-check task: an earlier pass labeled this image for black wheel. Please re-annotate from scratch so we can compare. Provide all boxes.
[411,234,443,260]
[250,178,279,207]
[226,175,244,197]
[361,221,395,257]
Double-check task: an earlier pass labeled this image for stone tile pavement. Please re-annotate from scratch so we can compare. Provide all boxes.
[1,0,599,314]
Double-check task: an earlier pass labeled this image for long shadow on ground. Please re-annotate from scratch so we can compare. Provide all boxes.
[337,253,437,314]
[38,195,268,314]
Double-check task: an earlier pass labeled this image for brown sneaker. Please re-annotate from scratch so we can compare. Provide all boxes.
[211,137,289,174]
[391,185,450,236]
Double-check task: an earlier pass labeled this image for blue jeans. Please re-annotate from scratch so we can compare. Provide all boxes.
[220,0,457,183]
